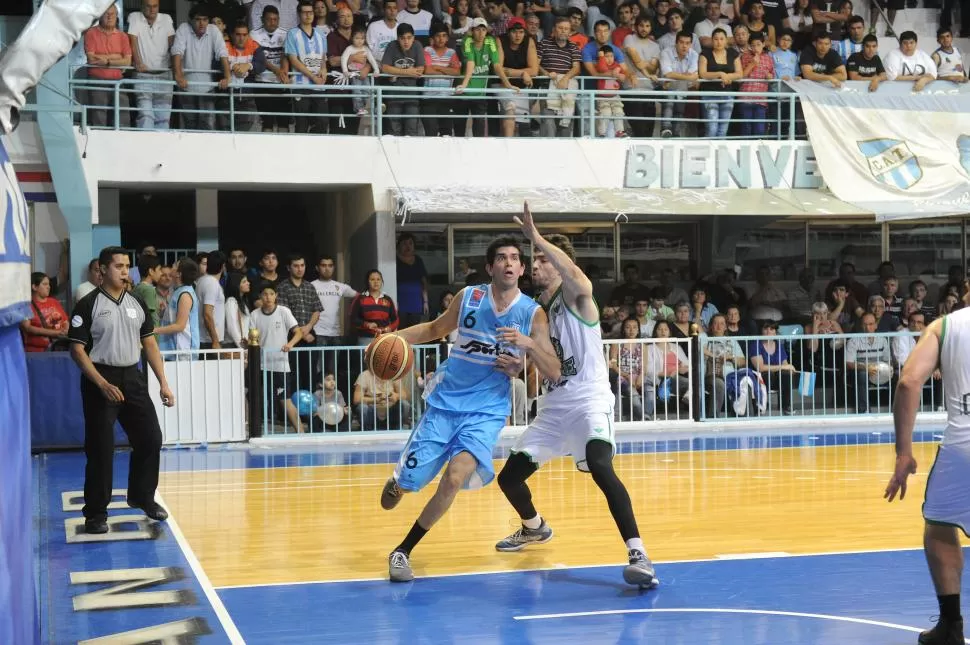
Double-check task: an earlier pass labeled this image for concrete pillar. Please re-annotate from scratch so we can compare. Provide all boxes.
[195,188,219,251]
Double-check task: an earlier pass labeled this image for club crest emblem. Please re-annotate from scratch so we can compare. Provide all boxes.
[856,139,922,190]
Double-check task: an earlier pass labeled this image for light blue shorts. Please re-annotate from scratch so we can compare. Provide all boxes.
[393,405,506,492]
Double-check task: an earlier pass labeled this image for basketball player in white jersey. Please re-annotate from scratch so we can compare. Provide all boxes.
[492,203,656,588]
[887,307,970,644]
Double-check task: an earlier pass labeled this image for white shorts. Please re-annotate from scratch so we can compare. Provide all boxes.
[923,443,970,536]
[512,408,615,472]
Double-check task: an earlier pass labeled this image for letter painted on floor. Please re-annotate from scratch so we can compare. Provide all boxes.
[77,617,213,644]
[71,567,195,611]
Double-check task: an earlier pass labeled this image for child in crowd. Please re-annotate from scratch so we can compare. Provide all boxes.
[340,26,381,116]
[739,33,775,137]
[595,45,628,137]
[315,372,351,431]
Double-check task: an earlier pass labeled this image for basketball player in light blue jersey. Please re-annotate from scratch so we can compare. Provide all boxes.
[492,203,656,589]
[380,237,563,583]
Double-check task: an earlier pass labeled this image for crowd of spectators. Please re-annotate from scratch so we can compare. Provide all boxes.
[599,259,963,418]
[76,0,967,137]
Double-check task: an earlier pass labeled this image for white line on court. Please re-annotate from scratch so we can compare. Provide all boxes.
[157,493,245,644]
[212,545,928,590]
[715,552,791,560]
[511,607,928,635]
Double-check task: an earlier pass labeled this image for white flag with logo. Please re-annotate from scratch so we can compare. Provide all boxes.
[791,81,970,219]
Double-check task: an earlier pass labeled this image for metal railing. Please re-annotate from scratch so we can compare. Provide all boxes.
[67,69,806,140]
[140,330,948,441]
[697,329,942,421]
[256,343,448,435]
[605,337,694,425]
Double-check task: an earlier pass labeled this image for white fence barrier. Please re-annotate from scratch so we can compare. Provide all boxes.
[147,348,247,444]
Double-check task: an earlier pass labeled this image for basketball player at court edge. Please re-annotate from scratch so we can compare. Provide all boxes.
[379,236,562,583]
[490,202,657,588]
[887,306,970,645]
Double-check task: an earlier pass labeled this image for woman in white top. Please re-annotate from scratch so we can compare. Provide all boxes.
[224,273,252,349]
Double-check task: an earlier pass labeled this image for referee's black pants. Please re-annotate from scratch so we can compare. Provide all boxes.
[81,364,163,521]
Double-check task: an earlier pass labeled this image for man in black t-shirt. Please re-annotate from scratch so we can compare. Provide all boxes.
[847,34,887,92]
[799,32,847,87]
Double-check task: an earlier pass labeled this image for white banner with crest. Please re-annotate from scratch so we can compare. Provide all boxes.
[791,80,970,220]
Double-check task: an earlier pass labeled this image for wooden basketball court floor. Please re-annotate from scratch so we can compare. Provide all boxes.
[35,422,970,644]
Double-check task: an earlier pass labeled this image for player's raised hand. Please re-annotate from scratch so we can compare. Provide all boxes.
[884,454,917,502]
[495,353,524,377]
[514,201,540,243]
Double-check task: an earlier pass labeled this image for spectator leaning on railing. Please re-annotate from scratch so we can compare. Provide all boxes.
[738,32,774,137]
[83,4,132,128]
[498,17,539,138]
[933,27,968,84]
[286,0,330,134]
[659,32,700,138]
[128,0,176,130]
[846,33,886,91]
[698,28,742,139]
[172,4,230,130]
[225,22,266,132]
[799,30,846,88]
[381,23,425,136]
[454,17,502,137]
[623,16,661,138]
[421,22,465,137]
[252,5,292,133]
[883,31,938,91]
[537,17,581,137]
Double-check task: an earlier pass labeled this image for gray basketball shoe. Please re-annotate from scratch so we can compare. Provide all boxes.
[623,549,659,589]
[495,520,554,552]
[388,550,414,583]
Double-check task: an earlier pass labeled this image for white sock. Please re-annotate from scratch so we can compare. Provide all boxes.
[625,538,645,553]
[522,514,542,530]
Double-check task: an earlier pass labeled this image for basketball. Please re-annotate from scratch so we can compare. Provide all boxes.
[366,334,414,381]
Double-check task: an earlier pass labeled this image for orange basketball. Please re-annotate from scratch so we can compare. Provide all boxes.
[366,334,414,381]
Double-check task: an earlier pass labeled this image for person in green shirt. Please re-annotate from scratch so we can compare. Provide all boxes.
[455,17,514,136]
[133,253,163,327]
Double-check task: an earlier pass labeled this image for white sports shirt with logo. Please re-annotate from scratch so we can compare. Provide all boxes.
[537,287,615,413]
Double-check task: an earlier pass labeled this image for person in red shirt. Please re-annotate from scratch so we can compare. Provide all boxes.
[83,4,132,128]
[21,272,69,352]
[351,270,399,345]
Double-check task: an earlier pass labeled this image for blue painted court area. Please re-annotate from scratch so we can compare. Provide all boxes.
[34,452,237,644]
[218,550,959,645]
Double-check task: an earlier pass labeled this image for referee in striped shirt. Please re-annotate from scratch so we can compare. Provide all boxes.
[68,247,175,534]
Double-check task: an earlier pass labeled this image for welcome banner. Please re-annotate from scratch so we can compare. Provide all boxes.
[791,80,970,220]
